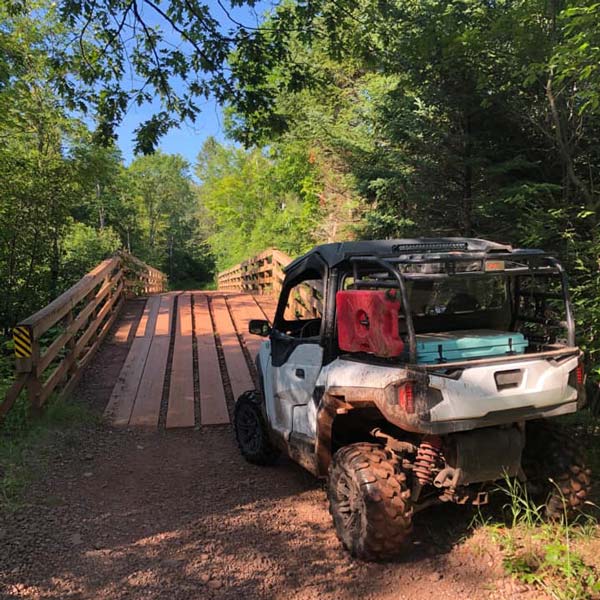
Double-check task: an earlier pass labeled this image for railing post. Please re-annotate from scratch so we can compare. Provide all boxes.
[13,324,34,375]
[13,323,41,412]
[65,308,78,381]
[27,340,42,414]
[85,286,99,351]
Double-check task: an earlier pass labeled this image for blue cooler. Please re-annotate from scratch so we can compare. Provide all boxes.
[415,330,528,364]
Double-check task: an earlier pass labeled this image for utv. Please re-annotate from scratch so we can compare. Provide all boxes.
[233,238,591,560]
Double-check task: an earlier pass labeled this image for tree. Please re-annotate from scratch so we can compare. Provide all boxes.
[126,151,213,282]
[195,136,322,270]
[0,3,216,332]
[1,0,315,152]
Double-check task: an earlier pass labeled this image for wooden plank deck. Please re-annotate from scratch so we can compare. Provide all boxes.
[226,293,267,359]
[129,292,176,427]
[105,291,268,429]
[104,296,161,426]
[210,297,254,402]
[195,295,229,425]
[166,293,195,429]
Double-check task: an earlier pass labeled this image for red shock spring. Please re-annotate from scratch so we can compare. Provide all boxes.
[413,436,442,486]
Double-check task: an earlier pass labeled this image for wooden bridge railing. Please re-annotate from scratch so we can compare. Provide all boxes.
[217,248,292,296]
[217,248,323,319]
[1,252,167,420]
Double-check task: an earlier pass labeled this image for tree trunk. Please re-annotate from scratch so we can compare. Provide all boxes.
[545,73,595,210]
[97,182,105,230]
[462,113,473,236]
[49,229,60,300]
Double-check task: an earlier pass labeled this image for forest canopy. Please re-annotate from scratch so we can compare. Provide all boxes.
[218,0,600,368]
[0,0,214,329]
[2,0,600,373]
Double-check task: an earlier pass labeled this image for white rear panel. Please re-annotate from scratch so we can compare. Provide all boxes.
[323,353,578,426]
[429,354,578,422]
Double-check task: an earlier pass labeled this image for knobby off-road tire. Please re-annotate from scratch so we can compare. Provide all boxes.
[327,443,413,561]
[523,420,592,520]
[234,390,280,466]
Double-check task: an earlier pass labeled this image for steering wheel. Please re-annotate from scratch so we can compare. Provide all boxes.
[298,319,319,338]
[446,293,481,313]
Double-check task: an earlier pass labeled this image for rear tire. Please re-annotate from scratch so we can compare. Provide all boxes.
[523,420,591,520]
[234,390,280,465]
[327,443,413,561]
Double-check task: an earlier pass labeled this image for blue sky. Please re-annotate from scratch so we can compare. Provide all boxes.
[114,1,276,167]
[115,94,229,167]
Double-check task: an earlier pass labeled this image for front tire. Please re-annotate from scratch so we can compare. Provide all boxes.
[234,390,280,465]
[327,443,413,561]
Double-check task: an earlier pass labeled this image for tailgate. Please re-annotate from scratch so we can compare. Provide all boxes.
[428,353,579,422]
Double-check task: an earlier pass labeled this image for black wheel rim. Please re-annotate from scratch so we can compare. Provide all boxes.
[335,472,362,533]
[237,404,262,454]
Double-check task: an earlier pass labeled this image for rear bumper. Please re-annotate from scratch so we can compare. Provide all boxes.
[412,399,577,435]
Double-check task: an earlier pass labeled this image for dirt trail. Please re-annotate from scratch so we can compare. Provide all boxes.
[0,301,538,600]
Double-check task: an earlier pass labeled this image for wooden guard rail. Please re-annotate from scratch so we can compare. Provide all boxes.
[217,248,323,319]
[1,252,167,420]
[217,248,292,296]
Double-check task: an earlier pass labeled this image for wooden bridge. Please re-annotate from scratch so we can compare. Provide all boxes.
[104,291,277,429]
[1,249,299,429]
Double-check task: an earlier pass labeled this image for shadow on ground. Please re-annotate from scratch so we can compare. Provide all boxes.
[0,423,509,600]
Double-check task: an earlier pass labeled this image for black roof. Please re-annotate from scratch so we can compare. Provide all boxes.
[285,238,544,272]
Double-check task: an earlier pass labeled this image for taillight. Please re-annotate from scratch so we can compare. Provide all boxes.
[398,382,415,413]
[569,360,586,391]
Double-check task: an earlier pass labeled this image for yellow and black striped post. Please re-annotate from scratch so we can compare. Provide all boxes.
[12,325,33,359]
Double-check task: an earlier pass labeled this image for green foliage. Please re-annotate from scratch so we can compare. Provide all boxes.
[2,0,313,150]
[555,1,600,115]
[503,540,600,600]
[497,476,545,529]
[196,137,323,270]
[472,476,600,600]
[127,152,215,284]
[0,5,109,328]
[60,222,121,287]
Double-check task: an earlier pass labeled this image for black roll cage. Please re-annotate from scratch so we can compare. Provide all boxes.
[346,250,575,363]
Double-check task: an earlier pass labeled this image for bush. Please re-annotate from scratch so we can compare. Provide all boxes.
[60,222,121,287]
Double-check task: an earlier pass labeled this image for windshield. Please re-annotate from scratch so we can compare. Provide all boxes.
[340,258,571,342]
[407,276,508,316]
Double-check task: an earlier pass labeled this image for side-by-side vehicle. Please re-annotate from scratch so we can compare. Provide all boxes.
[234,238,591,560]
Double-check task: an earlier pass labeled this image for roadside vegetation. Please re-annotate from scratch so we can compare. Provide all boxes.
[471,467,600,599]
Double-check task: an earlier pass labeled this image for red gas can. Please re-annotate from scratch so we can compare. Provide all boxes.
[336,290,404,357]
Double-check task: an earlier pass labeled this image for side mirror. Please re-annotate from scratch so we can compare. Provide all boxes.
[249,319,271,337]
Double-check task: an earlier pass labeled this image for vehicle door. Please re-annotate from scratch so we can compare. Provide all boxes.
[267,265,326,441]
